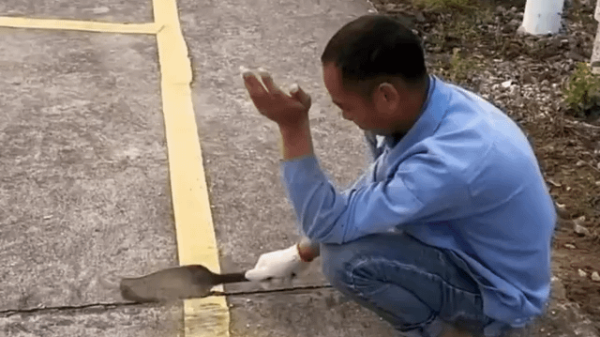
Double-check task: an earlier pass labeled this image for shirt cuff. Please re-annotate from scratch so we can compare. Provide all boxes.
[281,154,327,186]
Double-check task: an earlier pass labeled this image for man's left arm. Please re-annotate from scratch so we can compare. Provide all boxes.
[278,122,463,245]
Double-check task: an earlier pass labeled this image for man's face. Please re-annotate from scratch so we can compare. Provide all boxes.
[322,63,386,131]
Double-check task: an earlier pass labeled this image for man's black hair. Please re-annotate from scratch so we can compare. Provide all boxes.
[321,15,428,97]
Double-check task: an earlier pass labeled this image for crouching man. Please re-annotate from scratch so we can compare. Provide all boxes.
[240,14,556,337]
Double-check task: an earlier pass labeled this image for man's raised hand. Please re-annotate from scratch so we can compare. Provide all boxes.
[240,66,312,129]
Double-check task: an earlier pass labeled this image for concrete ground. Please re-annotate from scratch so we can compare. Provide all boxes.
[0,1,153,22]
[0,0,597,336]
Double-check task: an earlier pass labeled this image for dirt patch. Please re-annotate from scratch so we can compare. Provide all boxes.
[371,0,600,331]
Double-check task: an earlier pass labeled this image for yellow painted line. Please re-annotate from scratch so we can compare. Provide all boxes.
[153,0,231,337]
[0,16,161,34]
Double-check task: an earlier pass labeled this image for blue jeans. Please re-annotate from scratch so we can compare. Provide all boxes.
[321,231,511,337]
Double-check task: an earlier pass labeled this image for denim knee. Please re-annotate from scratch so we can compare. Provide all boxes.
[321,241,396,300]
[318,235,493,337]
[320,241,440,333]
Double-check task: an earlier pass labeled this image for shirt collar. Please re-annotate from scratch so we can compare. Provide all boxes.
[384,75,449,151]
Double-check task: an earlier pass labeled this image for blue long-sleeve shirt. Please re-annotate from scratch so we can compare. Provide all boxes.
[281,76,557,328]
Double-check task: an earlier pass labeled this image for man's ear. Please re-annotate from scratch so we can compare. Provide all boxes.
[373,82,400,113]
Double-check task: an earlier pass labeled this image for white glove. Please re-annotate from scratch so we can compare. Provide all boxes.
[245,244,310,282]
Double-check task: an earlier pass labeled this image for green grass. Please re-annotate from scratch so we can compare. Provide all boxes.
[563,62,600,117]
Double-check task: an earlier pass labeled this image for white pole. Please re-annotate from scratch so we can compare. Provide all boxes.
[520,0,565,35]
[592,0,600,74]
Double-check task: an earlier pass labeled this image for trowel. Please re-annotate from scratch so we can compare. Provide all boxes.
[119,264,249,302]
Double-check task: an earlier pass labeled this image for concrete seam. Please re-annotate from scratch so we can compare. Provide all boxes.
[0,302,144,318]
[0,285,333,318]
[211,284,333,297]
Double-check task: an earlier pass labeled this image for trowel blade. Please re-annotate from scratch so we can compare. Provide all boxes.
[119,265,217,303]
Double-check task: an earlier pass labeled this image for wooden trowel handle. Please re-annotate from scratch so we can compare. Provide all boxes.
[213,272,248,285]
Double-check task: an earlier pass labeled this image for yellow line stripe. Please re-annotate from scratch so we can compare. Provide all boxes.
[153,0,231,337]
[0,16,161,34]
